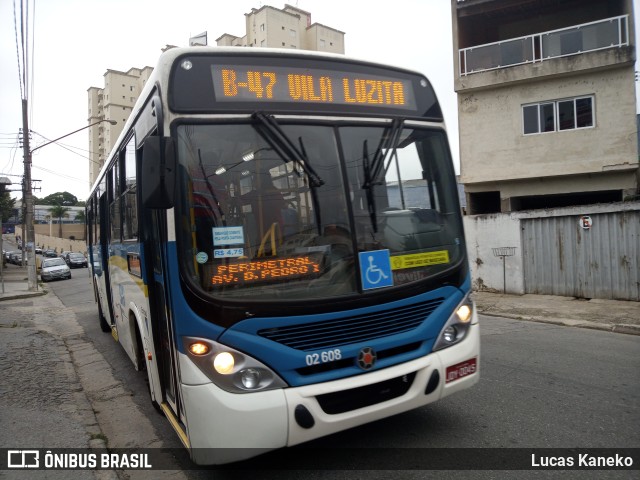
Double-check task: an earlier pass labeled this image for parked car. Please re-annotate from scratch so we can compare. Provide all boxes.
[35,247,43,254]
[9,252,22,265]
[43,249,57,258]
[66,252,88,268]
[40,257,71,282]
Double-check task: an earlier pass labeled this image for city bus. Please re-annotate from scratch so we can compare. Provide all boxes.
[86,47,479,465]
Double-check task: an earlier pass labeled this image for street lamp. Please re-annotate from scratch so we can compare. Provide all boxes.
[31,119,117,154]
[22,118,117,291]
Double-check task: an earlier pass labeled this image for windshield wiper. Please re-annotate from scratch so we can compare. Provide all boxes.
[362,119,405,233]
[363,118,404,190]
[252,112,325,187]
[251,112,324,234]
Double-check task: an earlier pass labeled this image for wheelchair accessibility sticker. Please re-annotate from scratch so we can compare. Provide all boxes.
[359,249,393,290]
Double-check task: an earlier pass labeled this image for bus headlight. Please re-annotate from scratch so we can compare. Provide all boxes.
[213,352,235,374]
[240,368,261,389]
[183,337,288,393]
[433,295,476,351]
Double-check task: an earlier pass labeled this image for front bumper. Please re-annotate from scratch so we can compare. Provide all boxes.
[181,322,479,465]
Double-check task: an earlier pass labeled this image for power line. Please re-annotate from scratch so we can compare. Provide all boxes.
[32,165,87,184]
[13,0,24,99]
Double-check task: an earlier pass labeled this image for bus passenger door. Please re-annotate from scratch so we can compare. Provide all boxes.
[145,209,179,414]
[99,192,117,329]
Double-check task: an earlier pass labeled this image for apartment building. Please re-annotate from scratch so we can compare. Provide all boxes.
[452,0,638,214]
[87,66,153,187]
[216,3,345,54]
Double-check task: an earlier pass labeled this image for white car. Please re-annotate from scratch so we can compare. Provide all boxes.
[40,257,72,282]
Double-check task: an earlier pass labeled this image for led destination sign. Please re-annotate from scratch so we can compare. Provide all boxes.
[211,65,418,111]
[211,255,321,286]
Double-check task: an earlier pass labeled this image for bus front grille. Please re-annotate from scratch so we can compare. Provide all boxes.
[316,372,417,414]
[257,298,444,351]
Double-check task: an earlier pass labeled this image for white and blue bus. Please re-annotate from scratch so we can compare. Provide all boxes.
[87,47,479,465]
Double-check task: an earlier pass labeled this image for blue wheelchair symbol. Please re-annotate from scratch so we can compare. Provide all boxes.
[359,250,393,290]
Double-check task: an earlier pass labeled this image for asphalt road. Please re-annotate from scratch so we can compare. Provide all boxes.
[47,268,640,479]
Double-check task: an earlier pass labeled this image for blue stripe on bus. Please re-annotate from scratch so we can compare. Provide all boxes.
[165,241,471,387]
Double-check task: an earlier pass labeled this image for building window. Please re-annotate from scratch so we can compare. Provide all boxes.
[261,39,266,47]
[523,103,555,134]
[260,23,265,31]
[290,29,296,37]
[319,39,326,48]
[523,96,594,135]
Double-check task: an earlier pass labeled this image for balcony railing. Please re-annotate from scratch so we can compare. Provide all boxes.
[459,15,629,76]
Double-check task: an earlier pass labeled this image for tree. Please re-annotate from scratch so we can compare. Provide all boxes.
[41,191,78,206]
[0,191,15,223]
[74,210,86,224]
[48,204,70,238]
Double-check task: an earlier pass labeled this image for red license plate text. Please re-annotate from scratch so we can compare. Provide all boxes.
[445,357,477,383]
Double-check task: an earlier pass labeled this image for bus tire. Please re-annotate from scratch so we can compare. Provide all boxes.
[98,298,111,333]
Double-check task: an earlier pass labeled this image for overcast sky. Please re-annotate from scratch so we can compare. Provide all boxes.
[1,0,638,202]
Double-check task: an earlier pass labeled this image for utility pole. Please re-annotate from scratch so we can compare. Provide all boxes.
[21,98,37,291]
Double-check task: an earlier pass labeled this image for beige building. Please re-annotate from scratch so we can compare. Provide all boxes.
[216,3,345,54]
[87,66,153,187]
[452,0,639,214]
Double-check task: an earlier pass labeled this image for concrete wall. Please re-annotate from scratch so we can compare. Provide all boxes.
[459,66,638,187]
[15,226,87,255]
[463,202,640,296]
[464,211,524,293]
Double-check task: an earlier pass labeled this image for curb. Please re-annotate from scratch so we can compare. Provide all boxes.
[0,290,48,302]
[477,310,640,336]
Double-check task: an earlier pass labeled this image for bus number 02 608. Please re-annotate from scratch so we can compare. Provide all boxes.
[305,349,342,365]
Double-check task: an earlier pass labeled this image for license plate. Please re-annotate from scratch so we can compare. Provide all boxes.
[445,357,477,383]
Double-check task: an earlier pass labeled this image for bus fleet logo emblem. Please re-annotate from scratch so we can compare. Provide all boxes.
[357,347,377,370]
[8,450,39,468]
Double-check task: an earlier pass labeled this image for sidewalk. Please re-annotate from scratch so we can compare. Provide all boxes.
[0,262,48,301]
[473,290,640,335]
[0,264,185,479]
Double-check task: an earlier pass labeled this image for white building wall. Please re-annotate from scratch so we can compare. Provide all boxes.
[464,212,524,294]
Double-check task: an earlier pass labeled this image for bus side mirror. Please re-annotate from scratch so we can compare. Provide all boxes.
[141,136,176,209]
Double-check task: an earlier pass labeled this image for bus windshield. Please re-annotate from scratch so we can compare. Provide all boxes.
[176,119,464,301]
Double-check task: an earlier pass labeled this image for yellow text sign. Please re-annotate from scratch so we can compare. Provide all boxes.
[391,250,450,270]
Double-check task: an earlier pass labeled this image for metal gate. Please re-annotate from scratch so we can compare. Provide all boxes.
[522,210,640,301]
